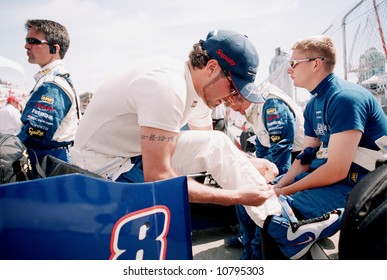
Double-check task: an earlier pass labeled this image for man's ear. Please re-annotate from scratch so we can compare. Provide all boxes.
[314,57,325,71]
[206,59,220,75]
[51,44,61,56]
[49,44,57,54]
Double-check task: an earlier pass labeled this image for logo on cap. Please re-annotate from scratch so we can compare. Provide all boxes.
[216,49,236,66]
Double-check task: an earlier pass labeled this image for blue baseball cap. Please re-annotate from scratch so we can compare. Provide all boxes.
[201,29,264,103]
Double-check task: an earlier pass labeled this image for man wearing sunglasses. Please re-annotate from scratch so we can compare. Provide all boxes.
[263,35,387,259]
[18,19,80,164]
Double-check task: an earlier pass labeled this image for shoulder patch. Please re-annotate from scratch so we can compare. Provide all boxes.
[266,108,276,115]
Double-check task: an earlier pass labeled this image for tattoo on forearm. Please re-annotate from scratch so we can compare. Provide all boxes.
[141,133,177,143]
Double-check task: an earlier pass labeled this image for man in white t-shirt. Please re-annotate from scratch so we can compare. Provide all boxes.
[72,29,279,219]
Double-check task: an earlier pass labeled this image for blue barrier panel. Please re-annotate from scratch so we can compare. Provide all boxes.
[0,174,192,260]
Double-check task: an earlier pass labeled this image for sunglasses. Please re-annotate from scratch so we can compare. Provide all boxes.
[289,57,325,68]
[25,37,50,45]
[221,68,238,96]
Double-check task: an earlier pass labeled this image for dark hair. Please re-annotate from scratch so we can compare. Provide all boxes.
[25,19,70,59]
[188,41,213,69]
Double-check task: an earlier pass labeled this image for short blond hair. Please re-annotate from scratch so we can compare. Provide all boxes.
[292,35,336,72]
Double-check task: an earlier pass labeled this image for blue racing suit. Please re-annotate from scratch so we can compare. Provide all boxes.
[18,60,80,163]
[290,73,387,216]
[254,98,298,175]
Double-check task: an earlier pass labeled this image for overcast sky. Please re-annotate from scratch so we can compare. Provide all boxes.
[0,0,358,94]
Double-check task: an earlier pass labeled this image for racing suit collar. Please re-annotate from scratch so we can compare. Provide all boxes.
[34,60,65,81]
[244,103,256,118]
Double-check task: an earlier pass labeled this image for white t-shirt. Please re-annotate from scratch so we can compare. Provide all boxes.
[73,56,211,160]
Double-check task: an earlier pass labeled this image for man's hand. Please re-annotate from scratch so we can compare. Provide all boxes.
[249,157,279,183]
[233,183,276,206]
[188,179,275,207]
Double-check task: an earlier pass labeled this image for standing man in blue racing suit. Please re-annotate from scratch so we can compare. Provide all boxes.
[18,19,80,163]
[227,81,305,259]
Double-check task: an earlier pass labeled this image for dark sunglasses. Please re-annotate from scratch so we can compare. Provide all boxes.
[221,68,238,96]
[289,57,325,68]
[25,37,50,45]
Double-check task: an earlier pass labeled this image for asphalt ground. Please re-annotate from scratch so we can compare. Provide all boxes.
[192,227,243,260]
[190,226,340,260]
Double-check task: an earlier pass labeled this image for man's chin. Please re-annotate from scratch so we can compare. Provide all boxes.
[206,103,217,109]
[28,58,36,64]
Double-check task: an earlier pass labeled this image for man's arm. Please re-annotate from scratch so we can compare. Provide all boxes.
[187,177,276,206]
[263,98,296,175]
[276,130,362,196]
[18,83,72,148]
[140,126,275,206]
[274,135,320,190]
[140,126,179,182]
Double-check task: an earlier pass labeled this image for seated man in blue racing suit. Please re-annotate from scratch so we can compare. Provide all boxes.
[266,34,387,259]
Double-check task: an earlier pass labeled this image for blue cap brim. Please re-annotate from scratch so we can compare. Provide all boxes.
[231,74,265,104]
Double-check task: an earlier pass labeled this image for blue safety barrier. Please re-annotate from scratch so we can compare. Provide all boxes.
[0,174,192,260]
